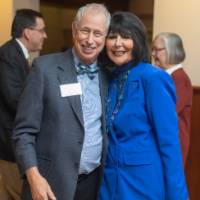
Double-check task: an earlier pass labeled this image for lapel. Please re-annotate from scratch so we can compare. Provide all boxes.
[56,50,84,127]
[107,62,148,124]
[98,65,109,134]
[97,64,109,161]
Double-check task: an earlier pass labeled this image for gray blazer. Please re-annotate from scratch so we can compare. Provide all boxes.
[12,49,108,200]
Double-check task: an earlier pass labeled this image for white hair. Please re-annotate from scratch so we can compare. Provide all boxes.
[74,3,111,29]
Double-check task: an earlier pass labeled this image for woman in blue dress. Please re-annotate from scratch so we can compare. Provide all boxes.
[98,12,188,200]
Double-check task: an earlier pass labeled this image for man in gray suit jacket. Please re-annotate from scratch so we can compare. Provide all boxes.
[12,3,111,200]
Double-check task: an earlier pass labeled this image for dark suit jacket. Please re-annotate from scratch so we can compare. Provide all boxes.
[0,39,29,161]
[171,68,193,167]
[12,49,108,200]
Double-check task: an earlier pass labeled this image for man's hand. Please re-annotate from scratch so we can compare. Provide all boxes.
[26,167,56,200]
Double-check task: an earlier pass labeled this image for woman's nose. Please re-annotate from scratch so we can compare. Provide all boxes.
[114,36,122,46]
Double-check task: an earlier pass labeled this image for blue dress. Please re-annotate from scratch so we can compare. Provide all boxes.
[99,62,188,200]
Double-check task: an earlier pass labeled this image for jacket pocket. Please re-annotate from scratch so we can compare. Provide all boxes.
[126,80,140,100]
[122,150,152,166]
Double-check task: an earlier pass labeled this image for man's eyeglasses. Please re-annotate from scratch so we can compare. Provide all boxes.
[28,27,47,34]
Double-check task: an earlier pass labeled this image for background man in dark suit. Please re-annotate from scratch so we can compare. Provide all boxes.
[0,9,47,200]
[12,3,110,200]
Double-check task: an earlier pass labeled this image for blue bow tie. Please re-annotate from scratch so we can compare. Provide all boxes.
[76,63,99,79]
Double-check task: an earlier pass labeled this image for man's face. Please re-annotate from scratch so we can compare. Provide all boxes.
[72,11,108,64]
[27,17,47,52]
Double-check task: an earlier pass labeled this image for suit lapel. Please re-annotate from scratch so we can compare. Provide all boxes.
[56,50,84,127]
[98,66,109,134]
[55,51,109,130]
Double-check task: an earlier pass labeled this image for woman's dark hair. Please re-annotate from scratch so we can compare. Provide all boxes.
[100,11,150,68]
[11,9,44,38]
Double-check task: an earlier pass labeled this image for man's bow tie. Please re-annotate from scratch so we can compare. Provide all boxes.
[76,63,99,79]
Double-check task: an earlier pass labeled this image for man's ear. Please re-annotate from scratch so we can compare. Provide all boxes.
[22,28,31,41]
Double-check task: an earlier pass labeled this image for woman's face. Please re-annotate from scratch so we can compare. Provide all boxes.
[106,33,134,66]
[151,37,168,69]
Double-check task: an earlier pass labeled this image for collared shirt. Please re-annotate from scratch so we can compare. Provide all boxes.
[72,49,103,174]
[15,39,29,59]
[166,63,183,75]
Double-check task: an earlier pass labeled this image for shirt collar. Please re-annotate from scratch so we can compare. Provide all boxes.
[15,39,29,59]
[72,48,97,69]
[166,63,183,75]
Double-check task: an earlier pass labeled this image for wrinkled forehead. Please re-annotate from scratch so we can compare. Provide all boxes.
[77,11,108,32]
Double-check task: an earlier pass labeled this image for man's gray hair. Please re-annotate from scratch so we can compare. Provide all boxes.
[74,3,111,29]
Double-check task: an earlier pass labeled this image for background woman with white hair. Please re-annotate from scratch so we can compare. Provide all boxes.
[152,32,193,168]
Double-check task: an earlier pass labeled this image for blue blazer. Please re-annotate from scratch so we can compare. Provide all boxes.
[99,62,188,200]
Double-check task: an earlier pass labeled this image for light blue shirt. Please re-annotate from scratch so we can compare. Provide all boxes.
[72,49,103,174]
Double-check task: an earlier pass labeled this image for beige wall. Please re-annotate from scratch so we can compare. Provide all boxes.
[13,0,39,13]
[0,0,13,44]
[153,0,200,86]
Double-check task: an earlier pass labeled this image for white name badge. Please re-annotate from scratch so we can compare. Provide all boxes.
[60,83,82,97]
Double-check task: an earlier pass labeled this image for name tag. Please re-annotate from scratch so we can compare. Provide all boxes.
[60,83,82,97]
